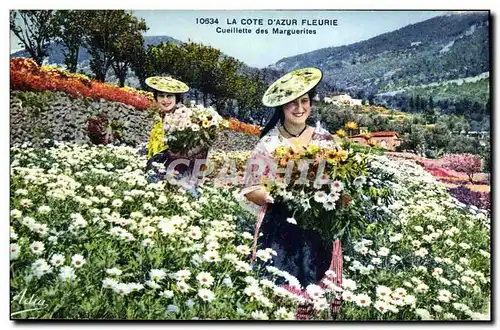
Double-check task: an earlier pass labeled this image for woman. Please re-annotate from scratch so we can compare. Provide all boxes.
[145,76,209,187]
[242,67,342,318]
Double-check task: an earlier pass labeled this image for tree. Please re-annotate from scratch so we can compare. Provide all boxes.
[211,56,243,114]
[368,95,375,106]
[235,72,267,120]
[53,10,88,72]
[83,10,148,83]
[10,10,58,65]
[415,95,422,111]
[130,46,149,90]
[110,16,148,87]
[428,95,434,110]
[189,43,222,107]
[484,98,490,115]
[402,125,426,155]
[408,96,415,112]
[443,153,482,183]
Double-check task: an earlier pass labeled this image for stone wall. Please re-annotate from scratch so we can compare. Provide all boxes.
[10,90,155,148]
[10,90,261,151]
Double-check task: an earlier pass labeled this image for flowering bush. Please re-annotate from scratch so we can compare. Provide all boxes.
[221,118,262,136]
[10,142,302,320]
[10,58,152,110]
[442,154,482,183]
[9,141,490,320]
[446,186,490,212]
[208,150,251,175]
[264,142,390,243]
[87,114,113,145]
[163,104,224,154]
[11,58,263,141]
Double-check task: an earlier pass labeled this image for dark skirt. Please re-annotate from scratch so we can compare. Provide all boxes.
[257,202,333,288]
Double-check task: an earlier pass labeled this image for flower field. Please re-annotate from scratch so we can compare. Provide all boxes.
[414,157,490,212]
[10,141,490,320]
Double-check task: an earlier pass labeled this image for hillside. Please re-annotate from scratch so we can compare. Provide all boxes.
[269,12,490,104]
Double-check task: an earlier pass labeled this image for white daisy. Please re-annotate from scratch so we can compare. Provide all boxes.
[10,243,21,260]
[203,250,220,263]
[71,254,86,268]
[149,269,166,282]
[176,280,191,293]
[376,285,392,299]
[159,290,174,298]
[236,245,251,255]
[142,238,154,247]
[196,271,214,287]
[378,247,390,257]
[198,288,215,302]
[174,269,191,281]
[59,266,77,281]
[343,279,357,291]
[313,191,328,203]
[30,241,45,255]
[355,293,372,307]
[374,300,389,314]
[102,278,119,289]
[251,310,269,320]
[50,254,65,267]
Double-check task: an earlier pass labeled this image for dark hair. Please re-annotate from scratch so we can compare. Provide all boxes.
[153,90,183,104]
[259,88,317,138]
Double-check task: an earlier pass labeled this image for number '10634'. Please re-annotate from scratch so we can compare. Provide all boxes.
[196,18,219,24]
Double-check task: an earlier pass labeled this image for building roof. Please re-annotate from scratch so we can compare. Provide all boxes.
[349,131,400,138]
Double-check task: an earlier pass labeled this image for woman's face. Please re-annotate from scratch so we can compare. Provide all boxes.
[156,93,176,114]
[282,93,311,126]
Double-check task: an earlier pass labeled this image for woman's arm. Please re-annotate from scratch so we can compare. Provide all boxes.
[241,137,276,206]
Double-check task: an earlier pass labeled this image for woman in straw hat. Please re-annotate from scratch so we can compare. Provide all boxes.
[242,67,343,319]
[145,76,208,184]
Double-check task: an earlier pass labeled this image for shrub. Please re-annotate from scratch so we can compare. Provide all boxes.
[442,154,482,183]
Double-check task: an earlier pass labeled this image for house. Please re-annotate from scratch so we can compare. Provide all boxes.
[331,94,352,104]
[328,94,362,106]
[323,96,333,104]
[348,131,402,150]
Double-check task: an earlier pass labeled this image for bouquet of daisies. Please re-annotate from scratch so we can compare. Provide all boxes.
[162,104,223,155]
[264,140,390,243]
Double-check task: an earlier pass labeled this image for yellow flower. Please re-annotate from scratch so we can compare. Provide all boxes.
[335,149,349,161]
[280,157,290,167]
[345,122,358,130]
[202,120,211,128]
[306,144,320,155]
[275,146,288,158]
[336,129,347,137]
[325,150,339,165]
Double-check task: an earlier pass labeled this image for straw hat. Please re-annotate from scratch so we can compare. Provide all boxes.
[262,67,322,107]
[145,76,189,93]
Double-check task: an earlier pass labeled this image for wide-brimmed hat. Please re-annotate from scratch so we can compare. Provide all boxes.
[262,67,322,107]
[145,76,189,93]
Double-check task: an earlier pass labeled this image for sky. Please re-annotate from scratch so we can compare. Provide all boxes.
[10,10,448,68]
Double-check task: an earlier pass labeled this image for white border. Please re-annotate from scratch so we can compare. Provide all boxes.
[2,1,497,329]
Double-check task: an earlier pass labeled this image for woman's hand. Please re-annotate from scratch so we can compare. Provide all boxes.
[244,187,274,206]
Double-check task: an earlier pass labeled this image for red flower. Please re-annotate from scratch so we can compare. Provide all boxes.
[341,194,353,207]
